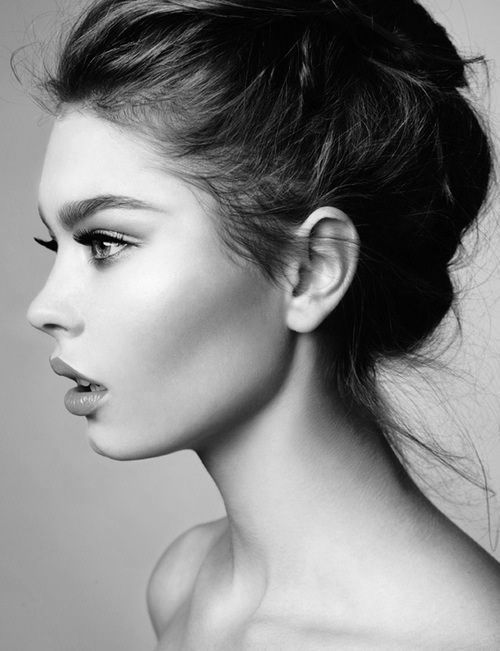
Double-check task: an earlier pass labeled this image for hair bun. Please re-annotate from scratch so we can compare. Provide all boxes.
[324,0,468,90]
[197,0,469,90]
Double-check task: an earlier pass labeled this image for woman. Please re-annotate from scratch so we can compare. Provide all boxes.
[26,0,500,648]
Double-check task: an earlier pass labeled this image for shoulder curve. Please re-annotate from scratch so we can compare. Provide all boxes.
[146,517,227,638]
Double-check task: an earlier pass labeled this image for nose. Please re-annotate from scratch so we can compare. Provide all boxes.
[26,264,84,339]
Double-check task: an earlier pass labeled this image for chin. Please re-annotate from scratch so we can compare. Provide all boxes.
[86,426,183,461]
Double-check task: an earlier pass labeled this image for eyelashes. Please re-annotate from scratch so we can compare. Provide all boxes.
[33,228,133,266]
[33,236,58,251]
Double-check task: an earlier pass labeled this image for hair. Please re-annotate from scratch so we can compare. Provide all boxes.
[22,0,495,489]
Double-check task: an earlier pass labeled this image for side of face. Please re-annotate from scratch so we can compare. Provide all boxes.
[27,110,293,460]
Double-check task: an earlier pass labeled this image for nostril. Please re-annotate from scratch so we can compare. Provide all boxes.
[26,302,65,335]
[26,298,52,332]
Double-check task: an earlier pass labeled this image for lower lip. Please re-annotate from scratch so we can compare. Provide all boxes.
[64,386,109,416]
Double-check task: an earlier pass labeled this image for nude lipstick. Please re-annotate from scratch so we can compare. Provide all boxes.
[50,356,109,416]
[63,385,109,416]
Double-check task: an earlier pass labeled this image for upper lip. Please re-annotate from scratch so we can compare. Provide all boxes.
[49,356,106,387]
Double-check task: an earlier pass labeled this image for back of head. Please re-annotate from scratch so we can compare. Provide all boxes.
[37,0,493,478]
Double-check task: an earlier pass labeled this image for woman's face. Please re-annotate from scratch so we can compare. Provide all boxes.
[27,110,292,460]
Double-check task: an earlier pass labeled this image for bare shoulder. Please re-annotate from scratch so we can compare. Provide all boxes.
[146,516,227,637]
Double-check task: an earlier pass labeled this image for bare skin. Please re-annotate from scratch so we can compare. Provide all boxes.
[148,346,500,649]
[148,513,500,649]
[148,335,500,649]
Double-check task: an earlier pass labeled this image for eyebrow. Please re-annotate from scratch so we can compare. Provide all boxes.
[38,194,158,232]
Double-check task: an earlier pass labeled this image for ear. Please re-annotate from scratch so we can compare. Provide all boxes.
[285,206,359,333]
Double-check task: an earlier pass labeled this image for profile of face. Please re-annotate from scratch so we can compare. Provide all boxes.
[27,111,293,460]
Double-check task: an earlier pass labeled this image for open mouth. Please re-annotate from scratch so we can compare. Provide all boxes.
[75,379,107,392]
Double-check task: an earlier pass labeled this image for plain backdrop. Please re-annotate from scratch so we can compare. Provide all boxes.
[1,1,500,650]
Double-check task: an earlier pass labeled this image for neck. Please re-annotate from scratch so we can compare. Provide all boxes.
[195,335,442,621]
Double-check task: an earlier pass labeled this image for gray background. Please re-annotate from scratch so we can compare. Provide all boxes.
[1,1,500,650]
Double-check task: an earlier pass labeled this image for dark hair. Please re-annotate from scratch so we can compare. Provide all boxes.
[28,0,494,486]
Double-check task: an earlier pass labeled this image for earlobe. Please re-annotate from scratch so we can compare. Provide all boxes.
[286,207,359,334]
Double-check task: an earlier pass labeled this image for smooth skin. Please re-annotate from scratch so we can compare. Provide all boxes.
[27,110,500,650]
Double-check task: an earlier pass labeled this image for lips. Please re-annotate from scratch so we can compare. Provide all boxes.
[49,356,107,390]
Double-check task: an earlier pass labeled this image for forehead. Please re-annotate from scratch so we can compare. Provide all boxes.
[38,110,204,217]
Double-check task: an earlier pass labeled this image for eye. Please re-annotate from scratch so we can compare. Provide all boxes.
[33,229,134,266]
[74,228,132,265]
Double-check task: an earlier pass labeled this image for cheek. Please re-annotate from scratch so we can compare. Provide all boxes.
[94,247,291,448]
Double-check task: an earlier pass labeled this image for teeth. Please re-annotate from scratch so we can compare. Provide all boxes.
[75,377,105,390]
[77,378,91,387]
